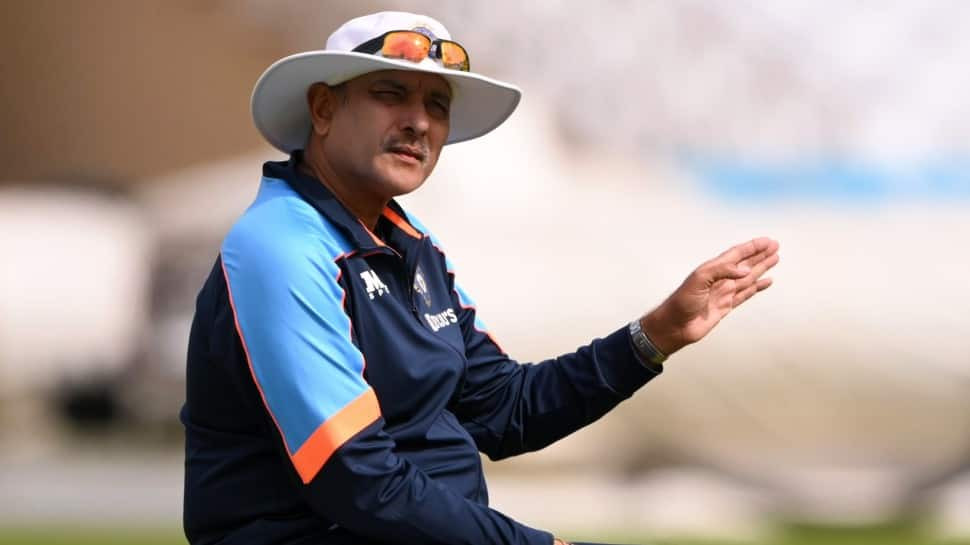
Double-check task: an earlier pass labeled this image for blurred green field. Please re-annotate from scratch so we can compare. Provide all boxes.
[0,527,184,545]
[3,522,970,545]
[569,520,970,545]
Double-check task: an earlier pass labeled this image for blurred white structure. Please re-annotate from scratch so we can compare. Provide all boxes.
[0,188,152,396]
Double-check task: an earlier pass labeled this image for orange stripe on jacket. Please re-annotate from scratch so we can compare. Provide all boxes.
[292,388,382,484]
[382,208,423,239]
[357,220,387,247]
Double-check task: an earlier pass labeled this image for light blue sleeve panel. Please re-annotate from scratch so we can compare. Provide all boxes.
[403,210,489,332]
[221,177,374,459]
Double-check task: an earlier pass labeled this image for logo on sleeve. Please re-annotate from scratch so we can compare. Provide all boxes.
[360,270,389,299]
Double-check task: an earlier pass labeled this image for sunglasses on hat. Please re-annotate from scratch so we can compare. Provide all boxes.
[352,30,470,72]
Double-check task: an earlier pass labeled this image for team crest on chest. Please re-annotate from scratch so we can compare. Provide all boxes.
[413,266,432,307]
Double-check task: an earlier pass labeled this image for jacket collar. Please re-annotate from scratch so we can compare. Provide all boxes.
[262,152,424,252]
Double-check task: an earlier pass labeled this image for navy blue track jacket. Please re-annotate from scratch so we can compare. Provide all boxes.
[182,154,663,545]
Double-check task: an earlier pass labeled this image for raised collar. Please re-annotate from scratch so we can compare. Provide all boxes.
[262,152,425,252]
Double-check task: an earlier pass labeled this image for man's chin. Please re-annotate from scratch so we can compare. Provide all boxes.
[367,157,429,196]
[375,173,428,198]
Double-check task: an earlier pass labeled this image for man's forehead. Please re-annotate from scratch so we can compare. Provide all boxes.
[355,70,452,96]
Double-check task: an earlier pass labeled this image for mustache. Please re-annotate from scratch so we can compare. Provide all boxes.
[384,137,430,162]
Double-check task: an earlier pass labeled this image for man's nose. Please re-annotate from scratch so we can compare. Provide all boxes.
[398,98,431,137]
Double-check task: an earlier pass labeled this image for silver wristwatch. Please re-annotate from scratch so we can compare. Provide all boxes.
[629,318,667,367]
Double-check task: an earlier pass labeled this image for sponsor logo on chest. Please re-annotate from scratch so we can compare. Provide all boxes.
[360,270,389,300]
[424,308,457,332]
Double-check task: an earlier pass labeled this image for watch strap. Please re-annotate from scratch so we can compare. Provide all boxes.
[629,318,667,368]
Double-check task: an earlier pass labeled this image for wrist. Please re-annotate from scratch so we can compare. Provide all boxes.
[639,309,684,356]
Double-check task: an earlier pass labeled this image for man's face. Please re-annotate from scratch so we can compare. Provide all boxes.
[321,70,452,200]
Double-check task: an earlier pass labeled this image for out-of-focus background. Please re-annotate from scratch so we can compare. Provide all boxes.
[2,1,969,544]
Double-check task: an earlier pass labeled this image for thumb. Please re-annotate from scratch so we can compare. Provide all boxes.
[715,261,750,280]
[693,260,748,288]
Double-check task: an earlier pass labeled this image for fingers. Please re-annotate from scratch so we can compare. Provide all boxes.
[697,237,780,285]
[732,277,773,307]
[734,252,780,290]
[725,243,780,307]
[714,237,778,266]
[737,241,779,271]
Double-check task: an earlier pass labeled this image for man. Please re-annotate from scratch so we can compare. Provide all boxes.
[182,11,780,545]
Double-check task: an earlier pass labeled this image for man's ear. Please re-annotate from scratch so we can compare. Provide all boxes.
[307,82,340,138]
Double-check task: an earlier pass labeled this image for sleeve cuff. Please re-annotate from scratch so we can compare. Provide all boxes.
[595,326,663,397]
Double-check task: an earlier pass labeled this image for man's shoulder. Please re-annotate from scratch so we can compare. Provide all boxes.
[224,177,353,264]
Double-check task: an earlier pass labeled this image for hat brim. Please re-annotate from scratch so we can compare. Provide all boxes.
[251,51,522,153]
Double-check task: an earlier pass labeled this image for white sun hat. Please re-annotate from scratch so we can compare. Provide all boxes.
[251,11,522,153]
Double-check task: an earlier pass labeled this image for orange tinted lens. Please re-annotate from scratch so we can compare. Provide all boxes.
[439,41,469,71]
[382,31,431,62]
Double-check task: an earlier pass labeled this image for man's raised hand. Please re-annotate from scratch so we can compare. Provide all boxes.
[641,237,780,356]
